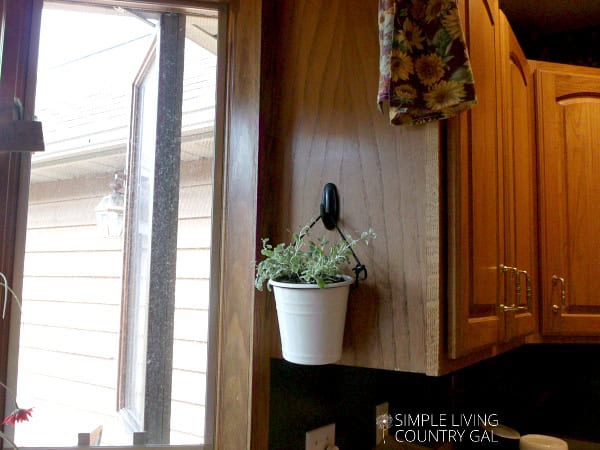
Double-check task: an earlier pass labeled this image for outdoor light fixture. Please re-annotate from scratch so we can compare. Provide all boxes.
[95,172,125,238]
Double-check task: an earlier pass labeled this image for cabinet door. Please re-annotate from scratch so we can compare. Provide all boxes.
[499,14,537,341]
[536,62,600,335]
[447,0,505,359]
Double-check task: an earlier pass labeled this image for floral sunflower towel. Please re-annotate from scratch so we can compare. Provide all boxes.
[378,0,477,125]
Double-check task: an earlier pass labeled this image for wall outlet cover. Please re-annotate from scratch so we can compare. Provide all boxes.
[305,423,335,450]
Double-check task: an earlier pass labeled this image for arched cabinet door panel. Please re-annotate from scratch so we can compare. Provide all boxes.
[534,61,600,336]
[447,0,504,359]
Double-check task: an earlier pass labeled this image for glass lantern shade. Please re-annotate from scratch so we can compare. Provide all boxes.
[95,190,125,238]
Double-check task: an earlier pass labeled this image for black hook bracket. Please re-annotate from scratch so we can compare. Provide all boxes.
[306,183,368,288]
[320,183,339,230]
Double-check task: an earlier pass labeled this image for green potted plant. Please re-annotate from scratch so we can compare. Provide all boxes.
[255,224,375,365]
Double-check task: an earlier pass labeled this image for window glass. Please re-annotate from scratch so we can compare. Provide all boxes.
[13,2,218,446]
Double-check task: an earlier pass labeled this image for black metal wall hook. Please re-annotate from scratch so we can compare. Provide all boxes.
[320,183,339,230]
[306,183,369,288]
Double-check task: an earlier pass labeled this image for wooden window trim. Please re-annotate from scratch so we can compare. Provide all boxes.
[0,0,43,152]
[1,0,269,449]
[0,1,41,445]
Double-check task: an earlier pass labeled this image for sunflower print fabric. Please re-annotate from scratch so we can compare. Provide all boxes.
[378,0,477,125]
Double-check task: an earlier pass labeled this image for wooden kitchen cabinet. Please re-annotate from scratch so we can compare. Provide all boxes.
[498,13,538,342]
[447,0,504,359]
[267,0,549,374]
[534,61,600,336]
[447,2,537,359]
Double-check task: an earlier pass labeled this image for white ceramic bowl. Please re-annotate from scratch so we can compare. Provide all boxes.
[520,434,568,450]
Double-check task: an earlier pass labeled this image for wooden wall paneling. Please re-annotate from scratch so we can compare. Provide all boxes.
[268,0,440,374]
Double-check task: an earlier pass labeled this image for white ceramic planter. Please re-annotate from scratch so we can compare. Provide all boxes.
[269,275,353,365]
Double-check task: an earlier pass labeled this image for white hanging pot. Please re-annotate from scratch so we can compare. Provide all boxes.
[269,275,353,365]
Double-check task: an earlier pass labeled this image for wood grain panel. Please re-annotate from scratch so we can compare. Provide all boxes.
[499,13,537,341]
[534,61,600,335]
[536,69,569,334]
[267,0,440,373]
[447,0,503,359]
[467,0,503,312]
[564,103,600,307]
[212,0,266,448]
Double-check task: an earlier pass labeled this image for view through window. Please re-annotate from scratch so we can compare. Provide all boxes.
[12,1,219,446]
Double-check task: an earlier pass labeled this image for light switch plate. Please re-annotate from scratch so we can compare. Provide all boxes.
[305,423,335,450]
[375,402,389,445]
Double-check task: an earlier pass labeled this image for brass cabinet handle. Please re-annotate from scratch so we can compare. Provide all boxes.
[499,265,526,312]
[500,304,527,312]
[517,269,532,311]
[499,264,516,273]
[551,275,567,313]
[514,268,522,301]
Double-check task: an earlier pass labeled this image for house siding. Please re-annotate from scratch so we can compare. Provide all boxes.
[18,157,212,444]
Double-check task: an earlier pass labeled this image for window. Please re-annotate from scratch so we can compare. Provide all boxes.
[7,1,222,447]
